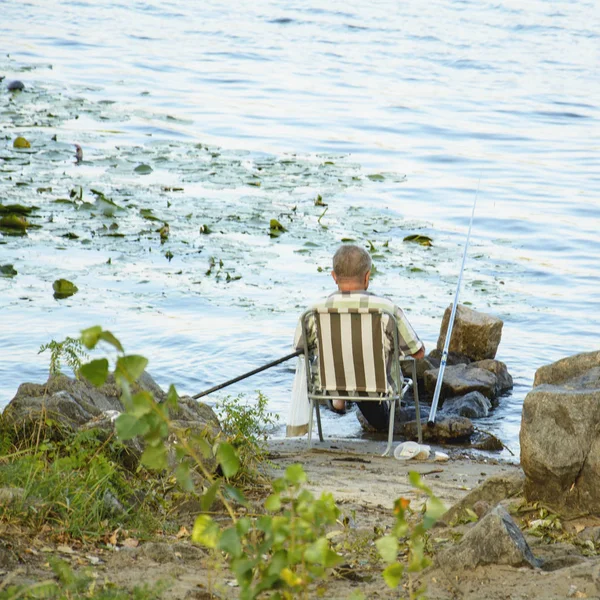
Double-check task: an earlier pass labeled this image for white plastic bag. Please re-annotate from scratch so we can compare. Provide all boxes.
[286,356,310,437]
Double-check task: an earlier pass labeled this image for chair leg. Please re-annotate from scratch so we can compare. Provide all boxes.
[383,399,395,457]
[307,400,314,449]
[411,361,422,444]
[315,401,324,442]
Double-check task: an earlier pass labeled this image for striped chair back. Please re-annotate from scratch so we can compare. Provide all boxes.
[311,307,390,394]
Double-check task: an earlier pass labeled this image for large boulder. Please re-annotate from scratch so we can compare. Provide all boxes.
[520,350,600,515]
[424,363,497,402]
[436,505,539,571]
[437,304,504,361]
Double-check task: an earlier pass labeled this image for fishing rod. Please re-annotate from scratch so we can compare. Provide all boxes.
[192,349,303,400]
[427,179,480,427]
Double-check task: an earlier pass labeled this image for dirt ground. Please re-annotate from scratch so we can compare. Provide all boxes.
[2,438,600,599]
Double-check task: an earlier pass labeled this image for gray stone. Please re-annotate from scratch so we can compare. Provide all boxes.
[437,304,504,361]
[424,363,497,402]
[439,472,525,526]
[398,416,474,442]
[427,349,471,366]
[436,505,539,571]
[474,359,514,397]
[440,391,491,419]
[520,351,600,515]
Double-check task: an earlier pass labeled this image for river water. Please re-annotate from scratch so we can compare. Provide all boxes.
[1,0,599,455]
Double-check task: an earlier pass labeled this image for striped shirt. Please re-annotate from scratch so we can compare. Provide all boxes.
[294,291,423,391]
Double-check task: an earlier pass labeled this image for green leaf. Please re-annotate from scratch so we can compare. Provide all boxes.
[130,391,153,417]
[264,493,282,512]
[284,464,307,485]
[79,359,109,387]
[134,163,153,174]
[216,442,240,478]
[175,461,194,492]
[192,515,220,548]
[80,326,103,350]
[13,136,31,149]
[52,279,78,299]
[382,562,404,589]
[116,355,148,384]
[367,173,385,181]
[141,444,167,470]
[218,527,243,558]
[166,384,179,410]
[403,234,433,247]
[236,517,252,537]
[200,481,220,512]
[99,330,124,352]
[224,484,248,507]
[269,218,287,238]
[304,537,341,567]
[376,535,399,564]
[115,413,150,440]
[0,264,17,278]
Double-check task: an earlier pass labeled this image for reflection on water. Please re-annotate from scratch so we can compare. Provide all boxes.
[1,0,599,456]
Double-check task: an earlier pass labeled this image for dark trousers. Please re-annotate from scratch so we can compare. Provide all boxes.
[356,400,390,431]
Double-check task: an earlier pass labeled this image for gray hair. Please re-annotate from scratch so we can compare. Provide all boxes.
[332,244,372,280]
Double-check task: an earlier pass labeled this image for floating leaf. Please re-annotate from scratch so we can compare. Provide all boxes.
[247,181,261,187]
[140,208,160,222]
[403,234,433,247]
[13,136,31,149]
[199,224,212,234]
[0,264,17,277]
[52,279,78,299]
[0,204,38,215]
[367,173,385,181]
[314,194,327,206]
[0,215,29,231]
[269,218,287,238]
[134,164,153,174]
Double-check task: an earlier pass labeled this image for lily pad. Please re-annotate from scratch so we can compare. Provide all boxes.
[134,164,153,175]
[403,234,433,247]
[140,208,161,222]
[0,214,29,231]
[0,204,38,215]
[269,218,287,238]
[13,136,31,149]
[0,264,17,277]
[367,173,385,182]
[199,224,212,234]
[53,279,79,299]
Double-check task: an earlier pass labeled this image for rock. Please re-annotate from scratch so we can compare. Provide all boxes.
[472,500,491,519]
[437,304,504,361]
[440,391,491,418]
[533,350,600,388]
[1,373,219,440]
[424,364,497,402]
[470,431,504,451]
[427,349,471,366]
[439,472,525,526]
[7,80,25,91]
[398,416,474,442]
[520,351,600,515]
[436,505,539,571]
[473,359,513,397]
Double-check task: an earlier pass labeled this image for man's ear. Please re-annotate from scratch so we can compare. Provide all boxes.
[364,270,371,289]
[331,270,338,284]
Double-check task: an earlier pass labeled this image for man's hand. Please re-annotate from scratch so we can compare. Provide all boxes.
[411,345,425,360]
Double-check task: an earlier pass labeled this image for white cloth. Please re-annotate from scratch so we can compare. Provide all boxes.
[286,356,310,437]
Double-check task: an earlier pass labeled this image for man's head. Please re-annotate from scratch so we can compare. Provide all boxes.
[332,244,372,291]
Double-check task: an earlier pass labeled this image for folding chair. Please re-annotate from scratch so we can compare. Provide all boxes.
[300,307,422,456]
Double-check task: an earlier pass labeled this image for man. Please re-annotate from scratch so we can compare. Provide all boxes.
[294,244,424,431]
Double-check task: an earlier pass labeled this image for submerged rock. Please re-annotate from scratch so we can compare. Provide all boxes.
[436,505,539,571]
[520,350,600,515]
[439,391,491,419]
[7,80,25,91]
[437,304,504,361]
